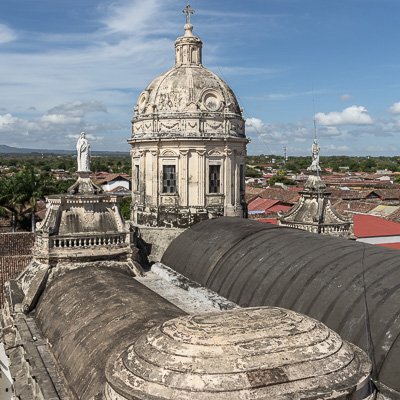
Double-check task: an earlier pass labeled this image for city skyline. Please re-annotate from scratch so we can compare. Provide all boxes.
[1,0,399,156]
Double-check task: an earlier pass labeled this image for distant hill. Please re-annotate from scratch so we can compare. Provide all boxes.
[0,144,129,156]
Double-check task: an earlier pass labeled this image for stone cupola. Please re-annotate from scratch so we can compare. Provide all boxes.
[129,6,249,230]
[277,139,354,238]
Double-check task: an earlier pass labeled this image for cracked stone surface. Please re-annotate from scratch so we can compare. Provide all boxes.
[105,306,375,399]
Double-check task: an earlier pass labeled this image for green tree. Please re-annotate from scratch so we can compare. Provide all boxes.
[0,176,24,232]
[15,169,53,232]
[53,180,75,194]
[268,175,297,186]
[119,196,131,220]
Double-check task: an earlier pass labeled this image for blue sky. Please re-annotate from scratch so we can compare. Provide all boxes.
[1,0,400,156]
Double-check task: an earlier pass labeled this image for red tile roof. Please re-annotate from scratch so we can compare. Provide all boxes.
[255,219,278,225]
[248,198,279,212]
[268,204,291,213]
[353,214,400,238]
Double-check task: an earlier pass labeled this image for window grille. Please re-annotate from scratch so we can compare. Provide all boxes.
[209,165,220,193]
[163,165,176,193]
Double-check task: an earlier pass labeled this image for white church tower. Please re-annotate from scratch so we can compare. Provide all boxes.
[129,6,248,229]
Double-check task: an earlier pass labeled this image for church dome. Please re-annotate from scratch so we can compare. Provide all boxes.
[137,65,241,116]
[132,12,245,139]
[105,306,374,399]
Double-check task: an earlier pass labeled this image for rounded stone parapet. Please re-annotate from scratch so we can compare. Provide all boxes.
[105,306,375,399]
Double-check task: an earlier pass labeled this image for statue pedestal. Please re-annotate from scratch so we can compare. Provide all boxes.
[67,171,103,195]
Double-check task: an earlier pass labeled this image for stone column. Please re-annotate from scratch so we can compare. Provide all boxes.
[224,147,235,216]
[197,150,206,207]
[179,150,189,206]
[138,150,146,206]
[150,150,159,206]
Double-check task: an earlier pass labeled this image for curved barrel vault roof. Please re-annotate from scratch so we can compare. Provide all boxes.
[162,217,400,399]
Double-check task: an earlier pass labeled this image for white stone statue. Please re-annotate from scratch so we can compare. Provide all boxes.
[307,139,320,171]
[77,132,90,171]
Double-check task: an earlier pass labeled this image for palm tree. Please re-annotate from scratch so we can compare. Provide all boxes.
[15,169,52,232]
[0,175,24,232]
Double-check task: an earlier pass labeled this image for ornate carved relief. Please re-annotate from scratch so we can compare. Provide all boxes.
[134,123,144,133]
[224,148,233,156]
[161,150,178,157]
[206,194,224,206]
[205,121,224,131]
[228,119,245,135]
[137,91,149,114]
[208,149,223,156]
[158,92,184,111]
[161,196,177,205]
[160,121,180,132]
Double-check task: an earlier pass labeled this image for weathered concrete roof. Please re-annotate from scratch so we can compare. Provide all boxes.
[162,217,400,399]
[34,265,185,400]
[105,306,374,399]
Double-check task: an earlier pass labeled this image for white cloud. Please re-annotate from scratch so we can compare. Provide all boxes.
[325,144,350,152]
[100,0,175,36]
[317,126,342,137]
[339,94,353,102]
[0,24,17,44]
[40,114,82,124]
[0,113,18,127]
[0,101,125,149]
[387,102,400,115]
[67,133,101,141]
[366,145,385,152]
[315,106,373,126]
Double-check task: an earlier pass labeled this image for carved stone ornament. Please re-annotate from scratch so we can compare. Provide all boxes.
[161,150,178,157]
[137,91,149,113]
[200,88,223,112]
[225,148,233,156]
[159,121,180,132]
[208,149,223,156]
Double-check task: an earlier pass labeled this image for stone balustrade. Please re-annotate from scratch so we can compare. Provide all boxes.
[48,234,127,249]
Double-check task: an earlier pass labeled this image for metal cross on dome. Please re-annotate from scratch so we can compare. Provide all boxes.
[182,4,195,24]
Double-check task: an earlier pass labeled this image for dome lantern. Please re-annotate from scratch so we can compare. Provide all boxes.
[175,5,202,66]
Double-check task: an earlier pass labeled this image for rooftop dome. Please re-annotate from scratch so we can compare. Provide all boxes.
[105,306,375,399]
[132,7,245,139]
